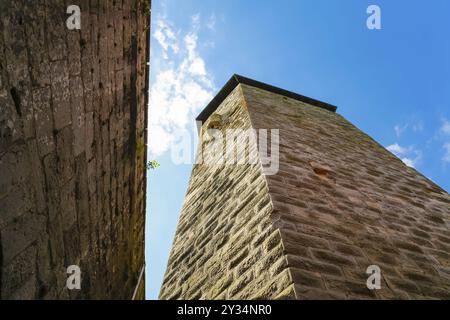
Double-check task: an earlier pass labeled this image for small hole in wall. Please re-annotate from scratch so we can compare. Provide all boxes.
[80,38,87,49]
[207,113,222,130]
[208,122,221,130]
[313,167,330,178]
[10,87,22,117]
[0,123,12,141]
[38,285,48,299]
[310,161,333,180]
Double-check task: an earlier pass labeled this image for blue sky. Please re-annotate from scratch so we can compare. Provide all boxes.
[145,0,450,299]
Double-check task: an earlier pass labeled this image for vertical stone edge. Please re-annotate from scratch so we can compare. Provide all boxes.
[159,85,296,300]
[239,84,298,300]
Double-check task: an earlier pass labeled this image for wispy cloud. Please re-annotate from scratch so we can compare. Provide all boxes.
[443,143,450,163]
[441,118,450,135]
[441,119,450,163]
[394,119,424,138]
[386,143,422,168]
[149,14,215,156]
[394,124,407,138]
[206,14,216,31]
[386,143,410,155]
[153,19,179,59]
[412,121,424,133]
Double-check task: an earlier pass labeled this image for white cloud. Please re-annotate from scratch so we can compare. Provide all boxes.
[188,57,207,76]
[443,143,450,163]
[394,120,423,138]
[191,13,201,28]
[149,15,215,157]
[401,158,415,168]
[153,19,179,59]
[386,143,422,168]
[386,143,411,155]
[206,14,216,31]
[412,121,424,133]
[394,125,407,138]
[439,119,450,164]
[441,119,450,135]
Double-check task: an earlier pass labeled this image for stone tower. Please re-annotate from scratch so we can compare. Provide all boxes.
[160,75,450,299]
[0,1,149,299]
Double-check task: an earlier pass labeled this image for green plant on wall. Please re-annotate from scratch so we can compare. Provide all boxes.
[136,136,159,170]
[146,160,160,170]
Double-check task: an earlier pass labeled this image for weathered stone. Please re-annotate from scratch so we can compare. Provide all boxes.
[0,0,149,299]
[1,212,45,266]
[1,245,37,298]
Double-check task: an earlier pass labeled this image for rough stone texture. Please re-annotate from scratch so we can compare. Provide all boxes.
[159,86,289,300]
[160,79,450,300]
[0,0,149,299]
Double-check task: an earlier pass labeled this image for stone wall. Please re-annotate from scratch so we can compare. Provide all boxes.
[0,0,149,299]
[242,84,450,299]
[159,86,292,300]
[160,77,450,300]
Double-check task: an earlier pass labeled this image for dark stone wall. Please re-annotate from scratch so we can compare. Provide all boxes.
[0,0,149,299]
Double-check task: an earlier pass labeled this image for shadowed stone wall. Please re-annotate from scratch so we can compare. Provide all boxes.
[0,0,149,299]
[160,77,450,300]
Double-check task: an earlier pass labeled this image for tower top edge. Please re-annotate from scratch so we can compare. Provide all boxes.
[195,74,338,122]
